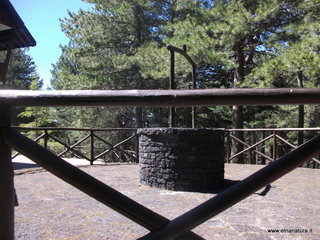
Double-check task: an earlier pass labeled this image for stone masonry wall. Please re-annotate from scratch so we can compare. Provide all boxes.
[138,128,225,193]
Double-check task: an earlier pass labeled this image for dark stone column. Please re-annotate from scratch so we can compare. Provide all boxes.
[138,128,225,193]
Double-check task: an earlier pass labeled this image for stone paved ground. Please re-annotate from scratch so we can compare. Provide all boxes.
[14,163,320,240]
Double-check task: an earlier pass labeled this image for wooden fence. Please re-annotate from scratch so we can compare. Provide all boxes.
[226,128,320,168]
[2,89,320,239]
[12,126,138,164]
[13,126,320,168]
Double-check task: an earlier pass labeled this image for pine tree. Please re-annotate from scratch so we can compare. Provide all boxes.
[51,0,196,129]
[1,49,39,89]
[135,0,317,162]
[18,80,55,129]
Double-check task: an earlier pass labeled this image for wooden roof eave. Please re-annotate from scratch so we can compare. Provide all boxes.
[0,0,36,51]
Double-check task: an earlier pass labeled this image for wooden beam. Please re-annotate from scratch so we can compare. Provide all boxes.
[0,88,320,107]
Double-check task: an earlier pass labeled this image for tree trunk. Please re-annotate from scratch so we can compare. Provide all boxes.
[231,106,244,163]
[133,4,144,129]
[135,107,143,128]
[230,44,245,163]
[297,70,304,146]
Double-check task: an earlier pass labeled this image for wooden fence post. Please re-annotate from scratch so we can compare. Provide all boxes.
[90,130,94,165]
[0,104,14,240]
[44,130,48,149]
[273,130,277,161]
[135,132,139,163]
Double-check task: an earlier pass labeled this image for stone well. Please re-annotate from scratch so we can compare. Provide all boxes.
[138,128,225,192]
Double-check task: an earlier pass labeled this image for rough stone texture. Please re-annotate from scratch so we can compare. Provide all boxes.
[14,163,320,240]
[138,128,225,192]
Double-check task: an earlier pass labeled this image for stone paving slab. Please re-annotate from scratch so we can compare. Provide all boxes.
[14,163,320,240]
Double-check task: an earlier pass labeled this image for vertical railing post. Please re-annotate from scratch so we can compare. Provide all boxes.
[44,129,48,149]
[0,104,14,240]
[225,131,230,163]
[90,130,94,165]
[261,131,266,164]
[135,131,139,163]
[253,131,257,164]
[273,130,277,161]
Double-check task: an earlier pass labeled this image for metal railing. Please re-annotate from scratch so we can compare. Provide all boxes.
[1,88,320,240]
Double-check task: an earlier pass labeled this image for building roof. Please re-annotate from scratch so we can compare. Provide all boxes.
[0,0,36,50]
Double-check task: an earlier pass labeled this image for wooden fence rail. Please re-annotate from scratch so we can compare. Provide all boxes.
[12,126,320,168]
[12,126,138,164]
[226,128,320,168]
[1,89,320,239]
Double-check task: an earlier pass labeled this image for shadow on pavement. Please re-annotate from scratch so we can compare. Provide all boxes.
[13,162,39,170]
[211,180,272,196]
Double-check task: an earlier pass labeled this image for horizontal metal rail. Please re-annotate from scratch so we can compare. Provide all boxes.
[139,134,320,240]
[2,127,203,240]
[1,88,320,107]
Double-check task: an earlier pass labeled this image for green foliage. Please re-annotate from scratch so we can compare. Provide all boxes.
[18,80,56,131]
[0,49,48,126]
[1,49,39,89]
[51,0,320,132]
[244,0,320,88]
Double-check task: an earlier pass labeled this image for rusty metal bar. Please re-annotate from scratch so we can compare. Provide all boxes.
[0,104,14,240]
[2,127,203,240]
[167,45,196,68]
[140,135,320,240]
[1,88,320,107]
[167,45,197,128]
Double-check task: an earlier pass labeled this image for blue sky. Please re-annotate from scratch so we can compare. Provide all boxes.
[11,0,94,89]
